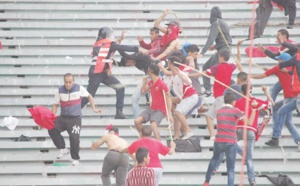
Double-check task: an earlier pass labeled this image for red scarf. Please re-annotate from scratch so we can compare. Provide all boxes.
[160,25,181,48]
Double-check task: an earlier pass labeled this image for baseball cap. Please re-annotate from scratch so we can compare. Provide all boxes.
[274,53,291,61]
[165,20,180,27]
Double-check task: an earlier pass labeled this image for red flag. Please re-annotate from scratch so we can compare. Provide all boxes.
[28,106,57,130]
[271,2,284,10]
[256,115,271,141]
[245,46,279,57]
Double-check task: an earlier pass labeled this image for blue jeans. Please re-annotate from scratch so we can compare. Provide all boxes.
[272,98,300,144]
[297,94,300,111]
[205,142,237,186]
[132,82,144,118]
[270,81,282,102]
[236,129,256,184]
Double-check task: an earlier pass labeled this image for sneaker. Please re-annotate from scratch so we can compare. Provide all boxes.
[297,142,300,152]
[203,181,210,186]
[265,138,279,147]
[202,91,212,97]
[250,182,256,186]
[287,25,293,29]
[181,131,194,140]
[72,160,79,166]
[57,148,69,159]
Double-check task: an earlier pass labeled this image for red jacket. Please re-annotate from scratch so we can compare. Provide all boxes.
[139,36,162,57]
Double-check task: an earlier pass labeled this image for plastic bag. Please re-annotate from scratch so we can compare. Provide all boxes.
[0,116,19,130]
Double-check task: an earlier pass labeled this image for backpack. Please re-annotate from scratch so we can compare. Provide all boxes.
[171,136,202,152]
[14,135,31,142]
[260,174,295,186]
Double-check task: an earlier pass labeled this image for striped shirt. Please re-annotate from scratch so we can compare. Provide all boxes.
[215,104,244,143]
[126,166,156,186]
[54,84,89,116]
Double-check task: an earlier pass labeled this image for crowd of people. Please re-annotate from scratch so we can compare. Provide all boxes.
[46,5,300,186]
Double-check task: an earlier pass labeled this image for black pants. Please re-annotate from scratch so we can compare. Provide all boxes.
[48,116,81,160]
[202,47,229,92]
[81,65,125,109]
[250,0,273,38]
[272,0,296,25]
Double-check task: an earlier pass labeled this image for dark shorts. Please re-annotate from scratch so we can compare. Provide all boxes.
[139,108,164,125]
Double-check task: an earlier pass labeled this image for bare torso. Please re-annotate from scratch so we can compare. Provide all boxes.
[105,134,128,150]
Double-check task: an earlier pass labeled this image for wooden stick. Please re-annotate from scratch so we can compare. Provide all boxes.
[130,126,140,138]
[174,62,250,101]
[162,10,187,42]
[252,62,265,69]
[202,96,210,108]
[162,89,173,142]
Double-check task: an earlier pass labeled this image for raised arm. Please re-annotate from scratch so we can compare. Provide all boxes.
[258,43,280,60]
[154,10,170,34]
[137,35,152,50]
[236,40,244,72]
[262,86,274,106]
[115,30,126,44]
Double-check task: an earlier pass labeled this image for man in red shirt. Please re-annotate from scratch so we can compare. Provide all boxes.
[258,29,298,103]
[123,125,176,186]
[135,64,173,141]
[137,27,162,58]
[126,147,156,186]
[190,50,237,139]
[252,53,300,149]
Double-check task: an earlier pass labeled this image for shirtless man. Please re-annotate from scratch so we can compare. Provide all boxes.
[92,127,129,186]
[153,9,181,60]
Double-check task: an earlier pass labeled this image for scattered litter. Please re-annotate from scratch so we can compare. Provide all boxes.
[0,116,19,131]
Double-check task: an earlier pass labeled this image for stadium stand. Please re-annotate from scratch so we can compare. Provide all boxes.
[0,0,300,185]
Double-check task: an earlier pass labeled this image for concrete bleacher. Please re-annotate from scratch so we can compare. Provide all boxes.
[1,0,300,185]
